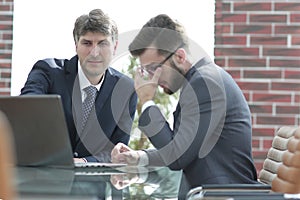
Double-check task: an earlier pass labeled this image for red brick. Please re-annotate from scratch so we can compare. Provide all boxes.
[236,81,269,91]
[253,93,292,103]
[0,5,10,11]
[215,24,231,34]
[275,3,300,12]
[250,14,287,23]
[3,33,12,40]
[255,161,263,175]
[284,70,300,79]
[234,3,271,11]
[291,36,300,45]
[252,139,260,148]
[215,35,246,45]
[0,63,11,68]
[252,150,268,160]
[257,116,295,126]
[264,48,300,57]
[263,139,273,149]
[250,36,287,45]
[226,69,241,79]
[243,92,250,101]
[0,72,11,79]
[218,13,247,23]
[0,81,9,87]
[0,24,12,31]
[290,14,300,23]
[234,25,272,34]
[215,47,259,57]
[0,15,13,21]
[270,59,300,68]
[276,105,300,115]
[252,127,276,137]
[0,53,12,59]
[249,104,272,114]
[214,58,226,67]
[228,58,266,67]
[275,25,300,34]
[271,81,300,91]
[216,2,230,13]
[0,92,10,96]
[295,95,300,103]
[244,70,281,79]
[0,43,12,50]
[251,115,255,124]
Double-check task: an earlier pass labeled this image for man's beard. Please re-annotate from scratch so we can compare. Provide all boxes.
[163,60,185,95]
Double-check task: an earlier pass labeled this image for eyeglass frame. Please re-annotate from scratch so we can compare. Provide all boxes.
[140,43,184,76]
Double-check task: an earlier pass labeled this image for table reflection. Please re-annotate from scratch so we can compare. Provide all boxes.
[14,166,182,200]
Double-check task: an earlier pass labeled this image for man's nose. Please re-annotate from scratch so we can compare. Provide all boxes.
[90,45,101,57]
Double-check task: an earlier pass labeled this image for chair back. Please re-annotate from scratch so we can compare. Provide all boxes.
[259,126,297,184]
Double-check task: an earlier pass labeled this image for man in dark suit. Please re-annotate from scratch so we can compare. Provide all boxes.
[21,9,137,163]
[111,14,258,195]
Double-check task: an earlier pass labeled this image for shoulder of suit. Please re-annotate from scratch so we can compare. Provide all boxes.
[36,58,68,70]
[107,67,134,83]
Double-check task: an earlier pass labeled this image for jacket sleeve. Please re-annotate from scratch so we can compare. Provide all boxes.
[140,74,226,170]
[21,59,63,95]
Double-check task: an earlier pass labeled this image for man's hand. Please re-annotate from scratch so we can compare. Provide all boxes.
[134,67,162,105]
[110,173,139,190]
[111,143,140,165]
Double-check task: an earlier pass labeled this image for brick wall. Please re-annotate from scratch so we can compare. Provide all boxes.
[0,0,13,95]
[215,0,300,174]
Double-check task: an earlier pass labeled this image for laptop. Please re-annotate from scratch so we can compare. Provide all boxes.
[0,95,125,169]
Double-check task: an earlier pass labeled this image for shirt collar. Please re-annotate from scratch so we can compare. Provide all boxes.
[78,61,105,92]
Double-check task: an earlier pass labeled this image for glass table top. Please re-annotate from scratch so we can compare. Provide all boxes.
[14,165,183,200]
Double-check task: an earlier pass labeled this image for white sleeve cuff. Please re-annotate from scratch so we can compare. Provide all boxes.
[141,100,155,113]
[137,150,149,166]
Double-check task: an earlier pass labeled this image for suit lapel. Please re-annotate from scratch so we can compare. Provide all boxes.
[94,68,117,112]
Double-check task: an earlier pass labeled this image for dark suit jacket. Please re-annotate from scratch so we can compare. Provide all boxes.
[138,57,258,190]
[21,55,137,162]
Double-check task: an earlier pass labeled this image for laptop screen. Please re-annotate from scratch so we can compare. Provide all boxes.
[0,95,75,168]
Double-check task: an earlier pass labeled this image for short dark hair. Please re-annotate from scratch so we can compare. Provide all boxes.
[73,9,118,44]
[129,14,189,57]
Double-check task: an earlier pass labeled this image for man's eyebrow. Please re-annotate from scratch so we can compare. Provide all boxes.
[80,38,91,42]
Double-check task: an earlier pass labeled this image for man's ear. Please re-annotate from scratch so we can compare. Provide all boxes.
[175,48,186,64]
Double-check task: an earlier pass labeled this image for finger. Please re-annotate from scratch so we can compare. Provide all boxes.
[111,154,126,163]
[151,67,162,84]
[111,143,122,157]
[120,145,130,153]
[134,68,150,89]
[134,67,146,81]
[123,151,139,165]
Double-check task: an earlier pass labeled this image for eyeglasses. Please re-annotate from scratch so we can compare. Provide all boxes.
[141,44,184,76]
